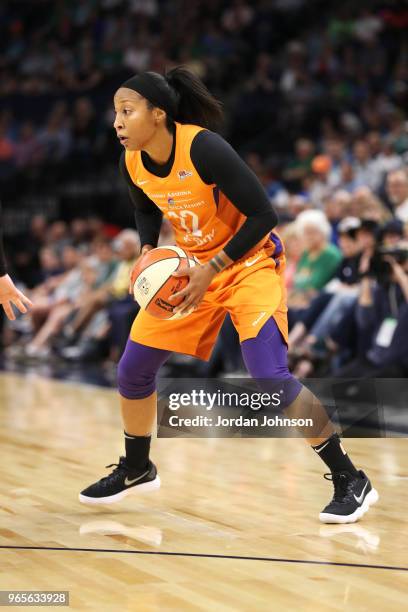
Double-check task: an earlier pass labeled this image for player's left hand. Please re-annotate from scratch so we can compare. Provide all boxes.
[170,263,216,314]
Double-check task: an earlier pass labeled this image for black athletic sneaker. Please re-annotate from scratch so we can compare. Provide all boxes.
[79,457,160,505]
[319,470,379,524]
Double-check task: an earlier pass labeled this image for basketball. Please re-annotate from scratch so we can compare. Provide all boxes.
[132,245,197,320]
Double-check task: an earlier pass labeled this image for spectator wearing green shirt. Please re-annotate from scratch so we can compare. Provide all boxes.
[290,210,342,307]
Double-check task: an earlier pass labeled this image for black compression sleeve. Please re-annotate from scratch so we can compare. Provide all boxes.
[119,152,163,248]
[0,201,7,276]
[191,131,278,261]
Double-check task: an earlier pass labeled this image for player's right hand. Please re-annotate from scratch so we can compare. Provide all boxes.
[0,274,33,320]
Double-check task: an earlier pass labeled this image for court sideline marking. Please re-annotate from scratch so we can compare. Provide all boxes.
[0,545,407,572]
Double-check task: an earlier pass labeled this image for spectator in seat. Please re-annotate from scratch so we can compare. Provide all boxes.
[289,209,342,309]
[386,168,408,223]
[289,217,363,367]
[334,242,408,376]
[61,229,140,361]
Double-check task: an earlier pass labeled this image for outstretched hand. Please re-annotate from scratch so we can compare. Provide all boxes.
[0,275,33,320]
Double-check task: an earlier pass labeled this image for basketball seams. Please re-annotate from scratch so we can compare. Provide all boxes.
[147,257,191,312]
[138,248,182,266]
[133,246,194,319]
[143,258,187,310]
[136,256,179,280]
[134,258,179,309]
[160,245,190,258]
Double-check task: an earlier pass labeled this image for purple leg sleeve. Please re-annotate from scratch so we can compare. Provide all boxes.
[241,316,303,408]
[117,339,171,399]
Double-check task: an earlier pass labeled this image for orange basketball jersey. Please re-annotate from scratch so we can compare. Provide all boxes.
[125,122,272,263]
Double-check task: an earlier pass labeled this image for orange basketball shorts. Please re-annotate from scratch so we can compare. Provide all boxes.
[129,245,288,361]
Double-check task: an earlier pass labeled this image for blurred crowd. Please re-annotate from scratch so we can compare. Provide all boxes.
[200,164,408,379]
[284,166,408,379]
[1,1,407,184]
[0,0,408,378]
[2,217,138,363]
[2,216,175,366]
[3,162,407,379]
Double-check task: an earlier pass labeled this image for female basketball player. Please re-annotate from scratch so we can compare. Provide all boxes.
[0,202,32,319]
[80,68,378,523]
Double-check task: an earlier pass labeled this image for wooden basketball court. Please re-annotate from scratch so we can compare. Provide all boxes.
[0,371,406,610]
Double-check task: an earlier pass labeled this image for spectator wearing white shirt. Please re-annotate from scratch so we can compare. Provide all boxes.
[386,168,408,223]
[352,139,381,191]
[376,136,402,174]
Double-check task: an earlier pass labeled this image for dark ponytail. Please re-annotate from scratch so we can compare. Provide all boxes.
[165,66,223,132]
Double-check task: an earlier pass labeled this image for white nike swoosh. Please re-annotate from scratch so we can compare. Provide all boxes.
[124,470,150,486]
[315,441,330,453]
[245,255,262,267]
[137,180,149,185]
[354,481,368,504]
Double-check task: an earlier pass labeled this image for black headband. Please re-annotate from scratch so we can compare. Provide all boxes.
[120,72,178,117]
